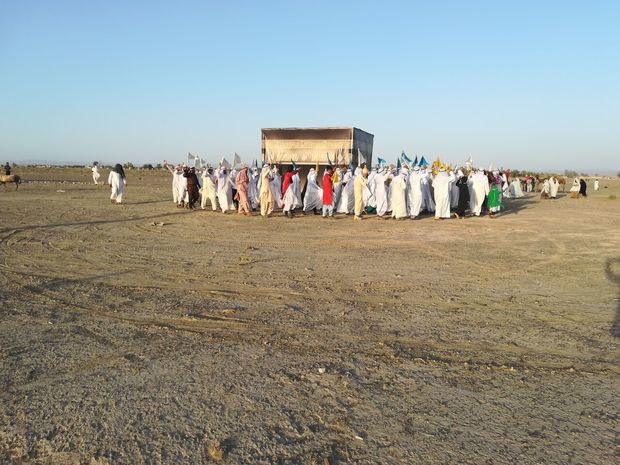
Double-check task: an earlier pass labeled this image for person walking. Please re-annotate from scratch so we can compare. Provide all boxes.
[108,164,127,204]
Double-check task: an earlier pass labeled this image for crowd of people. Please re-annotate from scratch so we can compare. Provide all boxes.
[569,177,589,198]
[3,160,602,211]
[539,175,590,199]
[158,159,538,220]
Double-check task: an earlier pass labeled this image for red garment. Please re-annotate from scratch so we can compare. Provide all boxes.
[322,172,333,205]
[281,170,298,199]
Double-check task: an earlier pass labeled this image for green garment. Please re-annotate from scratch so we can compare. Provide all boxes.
[487,185,504,209]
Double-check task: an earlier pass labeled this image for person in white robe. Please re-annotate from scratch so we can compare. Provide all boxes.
[337,169,355,214]
[374,168,390,217]
[390,168,408,219]
[509,177,524,198]
[292,171,303,210]
[594,179,600,191]
[90,163,101,185]
[549,176,560,199]
[332,167,343,209]
[216,168,234,212]
[226,170,235,207]
[541,178,551,198]
[282,169,299,215]
[107,164,126,204]
[270,167,283,210]
[248,167,260,210]
[569,178,580,198]
[365,168,377,210]
[407,166,424,218]
[501,172,511,199]
[468,168,490,216]
[163,161,184,205]
[177,167,188,206]
[258,164,274,216]
[200,167,218,210]
[449,169,459,209]
[302,168,323,213]
[421,169,435,212]
[386,168,396,213]
[432,168,451,219]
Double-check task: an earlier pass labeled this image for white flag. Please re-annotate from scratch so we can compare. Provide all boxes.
[233,152,243,170]
[220,157,232,170]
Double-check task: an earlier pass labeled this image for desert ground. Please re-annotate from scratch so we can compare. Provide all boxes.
[1,167,618,465]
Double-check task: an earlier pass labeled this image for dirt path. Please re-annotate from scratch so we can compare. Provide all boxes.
[1,168,618,464]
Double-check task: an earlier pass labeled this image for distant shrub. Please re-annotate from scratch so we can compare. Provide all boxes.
[142,164,154,170]
[608,195,617,200]
[156,164,162,169]
[123,162,134,169]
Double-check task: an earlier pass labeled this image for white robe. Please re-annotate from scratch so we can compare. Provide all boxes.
[432,172,451,218]
[337,171,355,214]
[501,174,511,199]
[449,172,459,208]
[468,172,489,216]
[569,179,580,193]
[386,174,394,213]
[201,173,218,210]
[366,170,377,209]
[390,175,408,219]
[509,178,524,198]
[172,171,183,203]
[177,173,188,204]
[248,170,260,209]
[270,171,283,210]
[292,173,303,209]
[303,169,323,211]
[108,171,126,203]
[549,179,560,198]
[332,169,343,209]
[421,173,435,212]
[91,166,100,184]
[407,171,424,218]
[374,172,389,216]
[282,183,296,212]
[594,180,599,191]
[216,170,234,212]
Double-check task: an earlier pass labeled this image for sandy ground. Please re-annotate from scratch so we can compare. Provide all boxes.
[1,167,619,465]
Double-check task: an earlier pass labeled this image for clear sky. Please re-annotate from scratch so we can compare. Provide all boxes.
[1,0,618,172]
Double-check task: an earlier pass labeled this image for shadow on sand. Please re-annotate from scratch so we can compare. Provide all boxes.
[0,211,189,234]
[127,200,170,205]
[500,195,539,216]
[605,257,620,338]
